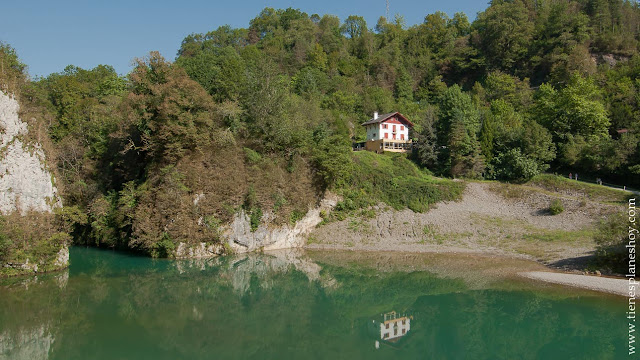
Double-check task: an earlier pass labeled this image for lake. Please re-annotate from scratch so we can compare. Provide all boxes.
[0,247,627,359]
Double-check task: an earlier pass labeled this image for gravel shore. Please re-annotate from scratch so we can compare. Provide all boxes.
[305,180,630,296]
[521,271,628,296]
[309,181,618,265]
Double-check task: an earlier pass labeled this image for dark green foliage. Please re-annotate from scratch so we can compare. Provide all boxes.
[413,107,439,169]
[249,208,263,232]
[493,148,541,182]
[154,233,176,258]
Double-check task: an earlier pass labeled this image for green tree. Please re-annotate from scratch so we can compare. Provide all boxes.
[472,0,534,74]
[125,52,217,163]
[534,74,610,142]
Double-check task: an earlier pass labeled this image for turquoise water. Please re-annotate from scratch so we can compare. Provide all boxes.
[0,247,627,359]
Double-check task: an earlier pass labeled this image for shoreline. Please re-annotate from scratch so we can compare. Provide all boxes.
[304,245,627,297]
[521,271,628,297]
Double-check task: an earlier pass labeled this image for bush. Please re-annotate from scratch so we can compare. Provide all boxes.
[548,199,564,215]
[493,148,540,182]
[594,211,629,273]
[243,147,262,164]
[249,207,262,232]
[154,233,176,258]
[289,210,305,226]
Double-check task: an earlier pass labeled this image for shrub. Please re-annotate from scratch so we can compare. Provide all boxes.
[154,233,176,258]
[594,211,629,274]
[289,210,305,226]
[493,148,540,182]
[243,147,262,164]
[249,207,262,232]
[548,199,564,215]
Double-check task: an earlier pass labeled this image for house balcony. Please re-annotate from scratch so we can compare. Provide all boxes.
[382,139,413,153]
[353,139,413,153]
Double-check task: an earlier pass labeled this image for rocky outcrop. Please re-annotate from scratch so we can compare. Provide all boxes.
[0,89,67,276]
[590,53,630,68]
[0,326,54,360]
[173,248,336,292]
[0,90,61,215]
[171,193,338,259]
[175,242,225,259]
[226,193,339,253]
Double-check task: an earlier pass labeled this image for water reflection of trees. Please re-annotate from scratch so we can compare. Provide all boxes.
[0,249,627,359]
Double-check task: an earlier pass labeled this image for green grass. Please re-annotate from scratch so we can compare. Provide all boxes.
[329,152,465,221]
[521,228,593,244]
[528,174,630,203]
[486,173,631,205]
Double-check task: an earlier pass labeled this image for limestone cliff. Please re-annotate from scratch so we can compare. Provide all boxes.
[0,89,67,276]
[226,193,338,253]
[173,193,338,258]
[0,90,61,214]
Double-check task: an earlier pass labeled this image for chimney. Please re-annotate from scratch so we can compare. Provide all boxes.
[373,111,378,119]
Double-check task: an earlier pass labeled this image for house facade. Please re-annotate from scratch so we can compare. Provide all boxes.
[359,112,413,153]
[379,311,411,341]
[368,310,414,349]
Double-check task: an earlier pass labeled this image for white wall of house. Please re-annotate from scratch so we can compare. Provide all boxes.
[365,115,411,142]
[379,317,411,340]
[379,120,409,141]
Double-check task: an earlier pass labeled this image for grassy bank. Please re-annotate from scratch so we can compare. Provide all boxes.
[328,152,465,221]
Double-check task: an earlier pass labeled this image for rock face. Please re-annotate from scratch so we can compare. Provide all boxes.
[0,90,61,215]
[0,89,67,276]
[226,193,339,253]
[0,326,54,360]
[175,242,225,259]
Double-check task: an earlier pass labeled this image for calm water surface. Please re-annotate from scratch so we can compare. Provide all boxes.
[0,247,627,359]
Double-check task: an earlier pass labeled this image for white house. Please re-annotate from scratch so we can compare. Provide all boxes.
[369,310,413,349]
[360,112,413,153]
[379,311,411,342]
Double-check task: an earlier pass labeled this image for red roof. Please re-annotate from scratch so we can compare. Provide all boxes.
[361,112,414,127]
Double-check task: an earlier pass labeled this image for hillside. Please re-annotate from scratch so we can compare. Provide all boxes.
[309,175,630,273]
[0,1,639,272]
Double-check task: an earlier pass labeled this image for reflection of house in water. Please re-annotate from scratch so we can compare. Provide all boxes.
[369,311,413,348]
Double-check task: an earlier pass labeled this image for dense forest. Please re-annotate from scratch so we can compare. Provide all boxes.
[1,0,639,262]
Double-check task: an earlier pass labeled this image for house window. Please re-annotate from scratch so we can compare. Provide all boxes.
[402,329,406,335]
[393,134,396,140]
[393,125,396,132]
[394,328,398,336]
[383,124,388,129]
[400,134,404,140]
[400,125,404,131]
[384,133,388,139]
[373,133,376,138]
[386,323,389,329]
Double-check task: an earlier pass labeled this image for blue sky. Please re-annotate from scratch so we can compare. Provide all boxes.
[0,0,488,78]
